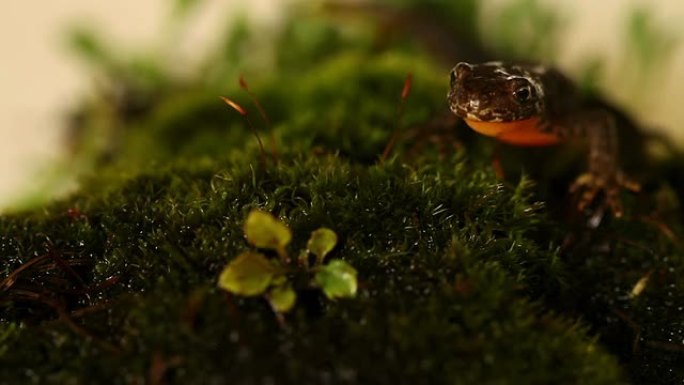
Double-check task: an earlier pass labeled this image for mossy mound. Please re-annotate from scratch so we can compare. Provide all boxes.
[2,2,684,384]
[1,153,625,384]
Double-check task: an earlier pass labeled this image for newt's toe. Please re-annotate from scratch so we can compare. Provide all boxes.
[617,171,641,193]
[571,170,638,218]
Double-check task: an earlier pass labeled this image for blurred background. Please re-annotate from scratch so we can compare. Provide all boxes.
[0,0,285,209]
[1,0,683,210]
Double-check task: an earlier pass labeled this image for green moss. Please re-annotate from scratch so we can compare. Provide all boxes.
[0,153,625,384]
[2,2,684,384]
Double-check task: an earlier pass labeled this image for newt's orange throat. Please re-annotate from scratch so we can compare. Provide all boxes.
[464,117,560,146]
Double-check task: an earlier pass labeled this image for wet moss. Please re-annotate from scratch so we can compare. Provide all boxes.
[0,153,626,384]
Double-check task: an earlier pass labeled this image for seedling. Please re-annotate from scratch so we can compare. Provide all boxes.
[218,209,357,315]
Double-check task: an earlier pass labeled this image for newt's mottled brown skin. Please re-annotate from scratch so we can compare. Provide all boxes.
[447,61,639,217]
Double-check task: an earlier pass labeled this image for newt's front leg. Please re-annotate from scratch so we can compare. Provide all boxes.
[561,110,640,217]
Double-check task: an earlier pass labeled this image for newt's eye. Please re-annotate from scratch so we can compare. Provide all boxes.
[514,86,532,103]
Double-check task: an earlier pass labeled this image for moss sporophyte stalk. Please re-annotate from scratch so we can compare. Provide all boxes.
[218,210,357,314]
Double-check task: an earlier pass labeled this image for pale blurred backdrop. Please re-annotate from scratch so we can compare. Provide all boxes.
[1,0,683,210]
[0,0,286,210]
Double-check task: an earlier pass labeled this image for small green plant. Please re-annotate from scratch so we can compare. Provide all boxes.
[218,209,357,314]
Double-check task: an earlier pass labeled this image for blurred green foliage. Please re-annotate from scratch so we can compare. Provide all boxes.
[481,0,564,60]
[625,7,679,78]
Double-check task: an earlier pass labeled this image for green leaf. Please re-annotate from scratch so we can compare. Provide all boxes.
[218,251,275,296]
[307,228,338,264]
[269,284,297,313]
[244,210,292,251]
[315,260,358,299]
[271,274,288,287]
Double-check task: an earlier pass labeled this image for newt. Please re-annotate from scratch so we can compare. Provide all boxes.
[447,61,640,217]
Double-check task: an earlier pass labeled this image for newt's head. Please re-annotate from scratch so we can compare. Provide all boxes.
[447,61,560,146]
[447,61,544,123]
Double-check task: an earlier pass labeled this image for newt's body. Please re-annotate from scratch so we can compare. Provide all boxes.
[447,61,639,217]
